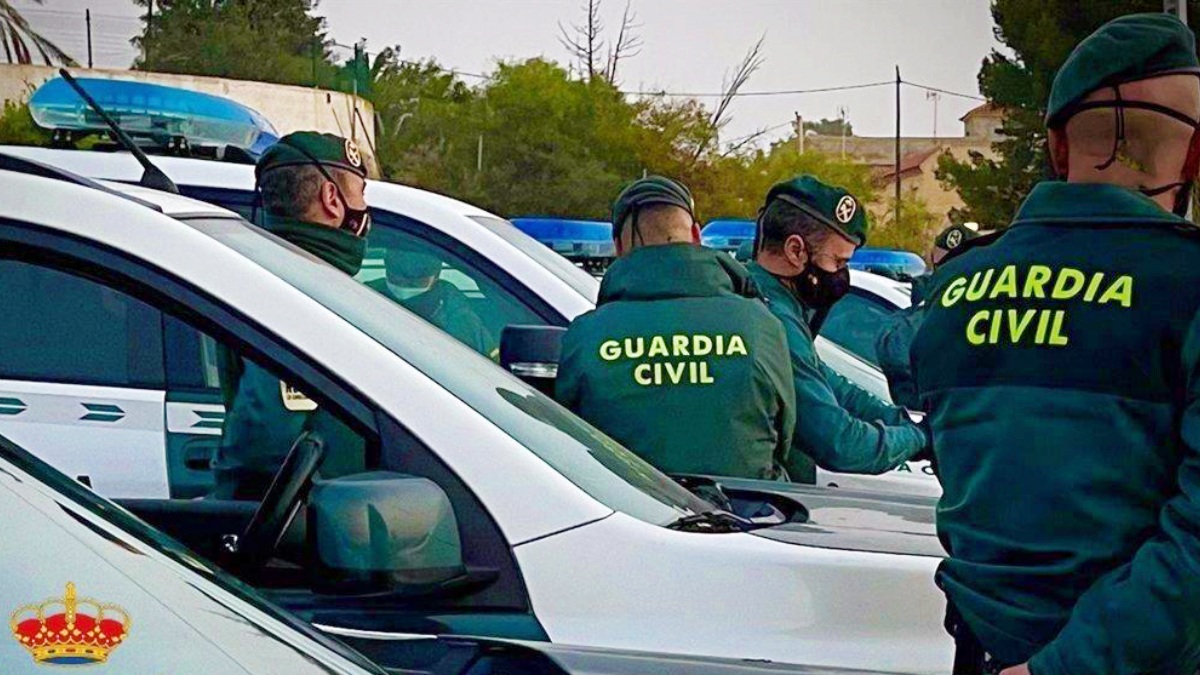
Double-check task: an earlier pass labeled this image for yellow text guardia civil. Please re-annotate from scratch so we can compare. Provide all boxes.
[598,334,750,386]
[940,265,1134,347]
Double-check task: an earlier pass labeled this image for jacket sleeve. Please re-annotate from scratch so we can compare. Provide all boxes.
[875,307,923,411]
[555,325,584,412]
[820,361,912,426]
[782,314,927,476]
[1030,311,1200,675]
[759,315,797,471]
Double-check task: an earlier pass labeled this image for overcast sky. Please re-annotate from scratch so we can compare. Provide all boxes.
[12,0,1004,144]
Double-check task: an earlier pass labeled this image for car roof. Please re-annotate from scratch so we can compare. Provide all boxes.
[850,268,911,309]
[0,145,494,219]
[94,179,241,220]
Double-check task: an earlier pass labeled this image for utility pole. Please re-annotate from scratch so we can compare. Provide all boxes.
[145,0,153,64]
[85,9,93,68]
[350,41,363,140]
[477,135,484,173]
[1165,0,1188,23]
[895,66,902,227]
[794,112,804,154]
[838,105,849,159]
[926,90,941,139]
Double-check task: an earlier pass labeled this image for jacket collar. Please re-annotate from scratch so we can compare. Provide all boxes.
[1012,181,1194,229]
[597,243,757,305]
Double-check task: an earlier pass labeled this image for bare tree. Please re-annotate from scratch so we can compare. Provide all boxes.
[558,0,604,81]
[603,1,642,84]
[721,126,772,158]
[692,35,765,163]
[0,0,76,65]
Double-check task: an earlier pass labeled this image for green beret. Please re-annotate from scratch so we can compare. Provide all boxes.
[611,176,695,237]
[256,131,367,181]
[1047,13,1200,127]
[764,175,868,247]
[934,223,979,251]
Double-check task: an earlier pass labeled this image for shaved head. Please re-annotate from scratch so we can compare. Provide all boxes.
[1051,74,1200,211]
[616,204,698,254]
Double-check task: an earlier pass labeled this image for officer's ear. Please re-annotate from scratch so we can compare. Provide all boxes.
[318,180,343,219]
[1049,127,1070,178]
[784,233,808,268]
[690,220,701,244]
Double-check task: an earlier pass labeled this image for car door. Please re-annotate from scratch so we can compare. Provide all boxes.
[0,435,385,674]
[0,214,546,654]
[0,257,170,498]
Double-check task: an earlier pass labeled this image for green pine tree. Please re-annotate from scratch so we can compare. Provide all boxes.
[937,0,1200,228]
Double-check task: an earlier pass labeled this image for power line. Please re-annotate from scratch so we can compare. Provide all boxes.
[902,80,987,102]
[18,7,142,24]
[625,80,893,98]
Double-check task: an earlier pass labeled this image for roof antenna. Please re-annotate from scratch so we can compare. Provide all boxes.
[57,69,179,194]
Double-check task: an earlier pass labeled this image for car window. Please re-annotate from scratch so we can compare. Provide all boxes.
[820,290,897,366]
[357,222,545,357]
[190,217,710,526]
[468,215,601,302]
[0,259,163,388]
[0,435,382,674]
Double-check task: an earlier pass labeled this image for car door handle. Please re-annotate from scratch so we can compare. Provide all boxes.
[184,448,213,471]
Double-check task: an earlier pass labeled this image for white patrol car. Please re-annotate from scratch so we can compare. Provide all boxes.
[0,164,952,673]
[0,145,941,498]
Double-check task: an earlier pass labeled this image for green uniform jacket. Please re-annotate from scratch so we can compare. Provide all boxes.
[875,274,933,410]
[367,278,497,358]
[557,244,796,480]
[747,262,927,484]
[912,182,1200,674]
[211,215,364,499]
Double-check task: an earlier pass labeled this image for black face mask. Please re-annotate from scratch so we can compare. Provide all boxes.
[794,262,851,310]
[331,184,372,237]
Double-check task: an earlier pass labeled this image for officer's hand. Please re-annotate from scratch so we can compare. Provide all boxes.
[999,665,1031,675]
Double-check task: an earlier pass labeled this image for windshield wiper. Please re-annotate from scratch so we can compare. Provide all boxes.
[666,510,750,533]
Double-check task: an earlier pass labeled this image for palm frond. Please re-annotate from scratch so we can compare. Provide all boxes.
[0,1,78,66]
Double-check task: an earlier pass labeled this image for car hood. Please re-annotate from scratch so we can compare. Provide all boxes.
[710,477,946,559]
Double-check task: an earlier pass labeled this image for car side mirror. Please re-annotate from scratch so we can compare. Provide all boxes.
[500,325,565,396]
[307,472,465,595]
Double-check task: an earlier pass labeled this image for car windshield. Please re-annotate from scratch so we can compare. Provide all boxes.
[188,218,709,526]
[0,435,384,674]
[468,215,601,302]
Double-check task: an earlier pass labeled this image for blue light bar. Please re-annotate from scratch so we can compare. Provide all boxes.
[28,77,279,158]
[510,218,615,259]
[849,248,928,279]
[701,219,755,253]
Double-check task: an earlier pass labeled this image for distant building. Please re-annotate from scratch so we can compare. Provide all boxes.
[801,102,1004,229]
[961,103,1006,142]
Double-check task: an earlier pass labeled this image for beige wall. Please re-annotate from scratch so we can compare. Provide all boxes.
[803,134,989,165]
[964,112,1004,142]
[804,133,997,227]
[0,64,378,176]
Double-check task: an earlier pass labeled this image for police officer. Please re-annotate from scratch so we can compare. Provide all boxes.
[556,176,797,480]
[876,222,980,408]
[912,14,1200,674]
[367,243,497,358]
[212,131,371,499]
[746,176,929,484]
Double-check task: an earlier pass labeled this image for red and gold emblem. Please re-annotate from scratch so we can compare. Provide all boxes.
[10,583,130,665]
